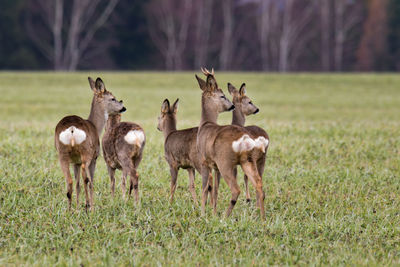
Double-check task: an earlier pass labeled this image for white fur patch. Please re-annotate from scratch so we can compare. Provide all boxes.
[124,130,145,147]
[254,136,269,153]
[104,111,109,122]
[59,126,86,146]
[232,134,255,153]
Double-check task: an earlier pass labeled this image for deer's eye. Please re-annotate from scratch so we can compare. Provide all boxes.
[249,101,253,105]
[220,96,226,99]
[112,98,116,102]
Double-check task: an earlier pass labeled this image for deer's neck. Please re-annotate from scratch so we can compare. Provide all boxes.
[232,104,245,126]
[87,97,106,136]
[163,116,177,140]
[199,97,218,128]
[105,114,121,134]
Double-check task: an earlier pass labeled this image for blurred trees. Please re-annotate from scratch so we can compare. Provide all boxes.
[0,0,399,71]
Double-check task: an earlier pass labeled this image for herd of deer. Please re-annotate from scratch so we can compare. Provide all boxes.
[55,68,270,219]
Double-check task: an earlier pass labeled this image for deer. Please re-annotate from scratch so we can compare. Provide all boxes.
[157,98,212,205]
[195,68,269,219]
[54,77,126,211]
[102,111,145,202]
[227,83,269,204]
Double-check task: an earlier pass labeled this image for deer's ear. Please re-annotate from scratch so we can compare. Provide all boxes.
[195,75,207,91]
[206,75,218,91]
[161,99,170,113]
[227,83,238,96]
[239,83,246,96]
[172,98,179,114]
[88,77,96,91]
[95,77,106,93]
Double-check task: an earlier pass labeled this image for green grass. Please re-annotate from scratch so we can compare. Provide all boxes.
[0,72,400,266]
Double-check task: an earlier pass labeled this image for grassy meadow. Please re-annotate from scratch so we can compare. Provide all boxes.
[0,72,399,266]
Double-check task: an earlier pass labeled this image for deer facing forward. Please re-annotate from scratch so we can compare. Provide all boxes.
[54,77,125,211]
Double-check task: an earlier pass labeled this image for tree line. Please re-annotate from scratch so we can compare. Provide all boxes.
[0,0,399,71]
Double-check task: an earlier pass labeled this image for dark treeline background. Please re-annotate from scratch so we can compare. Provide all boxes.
[1,0,399,71]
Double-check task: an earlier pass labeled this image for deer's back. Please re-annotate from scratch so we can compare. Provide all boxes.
[165,127,201,171]
[55,115,99,163]
[102,122,145,170]
[245,125,269,140]
[198,123,251,163]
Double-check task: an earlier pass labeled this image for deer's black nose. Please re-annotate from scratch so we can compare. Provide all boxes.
[254,108,259,114]
[228,105,235,111]
[120,107,127,113]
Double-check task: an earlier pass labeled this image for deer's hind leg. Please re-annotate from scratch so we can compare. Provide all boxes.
[241,160,265,220]
[107,165,116,197]
[130,155,143,203]
[218,167,241,218]
[73,164,81,207]
[60,158,73,210]
[187,168,198,205]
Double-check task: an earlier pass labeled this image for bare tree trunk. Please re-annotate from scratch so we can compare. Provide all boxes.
[258,0,271,71]
[26,0,119,71]
[320,0,331,71]
[334,0,345,71]
[219,0,234,70]
[194,0,213,69]
[279,0,293,72]
[53,0,64,70]
[175,0,192,70]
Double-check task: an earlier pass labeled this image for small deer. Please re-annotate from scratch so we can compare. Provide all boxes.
[227,83,269,204]
[157,98,208,205]
[195,68,268,219]
[102,112,145,202]
[55,77,125,211]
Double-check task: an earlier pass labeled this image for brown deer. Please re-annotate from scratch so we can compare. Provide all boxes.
[195,68,268,219]
[54,77,125,211]
[227,83,269,204]
[102,112,145,202]
[157,98,212,205]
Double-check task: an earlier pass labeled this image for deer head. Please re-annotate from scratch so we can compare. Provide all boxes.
[195,68,234,114]
[88,77,126,116]
[228,83,259,116]
[157,98,179,133]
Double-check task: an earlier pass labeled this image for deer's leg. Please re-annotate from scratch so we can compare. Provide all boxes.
[60,159,73,210]
[187,168,198,205]
[107,165,116,197]
[73,164,81,207]
[81,163,90,211]
[169,166,178,203]
[212,169,221,215]
[129,168,139,203]
[207,172,213,206]
[88,159,96,211]
[242,162,250,202]
[219,167,241,218]
[200,166,211,216]
[255,155,266,206]
[121,167,128,201]
[241,160,265,220]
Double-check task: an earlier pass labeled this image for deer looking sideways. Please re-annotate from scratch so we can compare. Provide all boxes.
[157,98,214,205]
[195,68,269,219]
[227,83,269,204]
[54,77,126,211]
[102,111,145,202]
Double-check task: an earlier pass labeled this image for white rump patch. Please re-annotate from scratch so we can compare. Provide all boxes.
[254,136,269,153]
[124,130,145,147]
[59,126,86,146]
[232,134,255,153]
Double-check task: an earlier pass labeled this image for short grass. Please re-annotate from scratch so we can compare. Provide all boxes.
[0,72,399,266]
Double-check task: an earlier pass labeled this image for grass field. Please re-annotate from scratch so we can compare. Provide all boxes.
[0,72,399,266]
